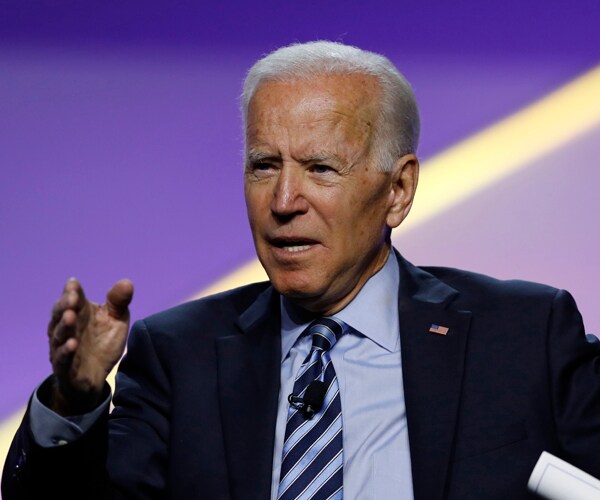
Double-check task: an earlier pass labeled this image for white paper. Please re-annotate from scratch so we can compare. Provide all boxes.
[528,451,600,499]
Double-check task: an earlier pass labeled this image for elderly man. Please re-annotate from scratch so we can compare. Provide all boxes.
[3,41,600,500]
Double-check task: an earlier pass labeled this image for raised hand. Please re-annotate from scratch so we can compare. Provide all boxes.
[48,278,134,415]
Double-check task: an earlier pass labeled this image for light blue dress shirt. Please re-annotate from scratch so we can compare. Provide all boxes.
[271,250,413,499]
[31,250,413,498]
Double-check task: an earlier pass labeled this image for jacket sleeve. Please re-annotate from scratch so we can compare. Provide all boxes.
[1,380,112,500]
[1,319,171,500]
[548,289,600,476]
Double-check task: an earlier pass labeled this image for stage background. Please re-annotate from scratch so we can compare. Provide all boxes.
[1,0,599,487]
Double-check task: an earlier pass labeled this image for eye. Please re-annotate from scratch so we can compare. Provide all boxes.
[253,162,271,171]
[311,164,334,174]
[247,161,275,176]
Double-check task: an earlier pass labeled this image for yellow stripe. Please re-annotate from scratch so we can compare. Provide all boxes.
[197,258,269,298]
[2,63,599,480]
[401,64,600,234]
[0,408,26,470]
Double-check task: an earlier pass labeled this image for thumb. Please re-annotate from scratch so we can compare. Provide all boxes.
[106,279,134,319]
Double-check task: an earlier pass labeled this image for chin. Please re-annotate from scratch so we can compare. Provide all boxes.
[270,276,344,316]
[269,273,321,301]
[272,281,316,300]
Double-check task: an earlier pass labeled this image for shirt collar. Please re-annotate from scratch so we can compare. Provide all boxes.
[280,249,400,361]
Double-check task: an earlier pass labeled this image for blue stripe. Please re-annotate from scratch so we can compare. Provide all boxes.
[279,426,343,497]
[297,448,343,499]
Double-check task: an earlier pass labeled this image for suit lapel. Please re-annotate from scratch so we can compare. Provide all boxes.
[215,253,471,500]
[216,286,281,500]
[396,252,472,500]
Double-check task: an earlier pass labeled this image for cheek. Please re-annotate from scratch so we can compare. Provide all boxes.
[245,187,270,221]
[347,188,391,237]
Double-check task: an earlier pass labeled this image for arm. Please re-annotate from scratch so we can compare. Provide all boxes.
[2,278,133,499]
[2,319,172,500]
[1,382,112,500]
[549,289,600,476]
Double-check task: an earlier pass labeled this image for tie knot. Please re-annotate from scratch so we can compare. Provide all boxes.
[306,317,347,352]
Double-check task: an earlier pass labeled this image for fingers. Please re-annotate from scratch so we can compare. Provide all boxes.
[52,337,78,378]
[106,279,134,320]
[49,277,133,335]
[63,277,87,312]
[52,309,77,346]
[49,278,88,335]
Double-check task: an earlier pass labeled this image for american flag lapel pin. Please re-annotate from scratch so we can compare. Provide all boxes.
[429,324,449,335]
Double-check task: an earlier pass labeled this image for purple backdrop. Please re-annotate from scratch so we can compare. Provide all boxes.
[1,0,599,422]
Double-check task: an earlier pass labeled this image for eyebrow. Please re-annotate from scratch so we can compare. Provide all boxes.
[299,153,343,165]
[246,150,343,165]
[246,150,281,163]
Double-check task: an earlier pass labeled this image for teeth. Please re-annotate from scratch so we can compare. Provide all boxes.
[283,244,311,252]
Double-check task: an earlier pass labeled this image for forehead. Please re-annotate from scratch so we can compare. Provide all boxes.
[246,74,380,144]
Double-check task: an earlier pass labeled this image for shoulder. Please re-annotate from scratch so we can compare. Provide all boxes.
[417,265,572,317]
[423,266,559,299]
[131,281,274,342]
[395,248,563,309]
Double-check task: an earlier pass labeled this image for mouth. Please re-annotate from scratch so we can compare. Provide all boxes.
[269,237,318,253]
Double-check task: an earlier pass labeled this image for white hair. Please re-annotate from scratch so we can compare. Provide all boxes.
[241,41,420,172]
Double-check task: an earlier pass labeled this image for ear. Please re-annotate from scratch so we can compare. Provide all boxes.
[386,154,419,229]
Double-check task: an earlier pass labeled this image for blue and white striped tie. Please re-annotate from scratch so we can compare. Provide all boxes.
[277,317,348,500]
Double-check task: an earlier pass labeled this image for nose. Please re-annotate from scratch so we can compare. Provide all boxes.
[271,166,309,219]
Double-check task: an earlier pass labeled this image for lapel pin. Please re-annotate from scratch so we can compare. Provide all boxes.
[429,324,449,335]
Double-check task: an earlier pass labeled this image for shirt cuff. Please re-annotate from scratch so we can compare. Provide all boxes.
[29,383,111,448]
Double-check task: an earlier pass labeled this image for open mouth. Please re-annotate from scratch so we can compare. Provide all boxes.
[281,244,312,253]
[270,238,317,253]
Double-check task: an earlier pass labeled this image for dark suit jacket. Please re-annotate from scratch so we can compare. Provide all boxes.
[3,252,600,499]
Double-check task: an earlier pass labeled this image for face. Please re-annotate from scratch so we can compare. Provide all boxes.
[244,74,418,315]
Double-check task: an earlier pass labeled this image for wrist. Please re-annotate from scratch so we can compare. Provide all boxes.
[48,376,104,416]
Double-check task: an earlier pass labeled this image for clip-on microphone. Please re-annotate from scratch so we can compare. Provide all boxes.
[288,380,327,419]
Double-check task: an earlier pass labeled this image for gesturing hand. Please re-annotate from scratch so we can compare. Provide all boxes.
[48,278,134,415]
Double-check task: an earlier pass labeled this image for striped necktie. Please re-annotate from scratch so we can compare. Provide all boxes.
[277,317,348,500]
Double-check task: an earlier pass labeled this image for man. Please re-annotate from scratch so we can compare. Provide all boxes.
[3,41,600,500]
